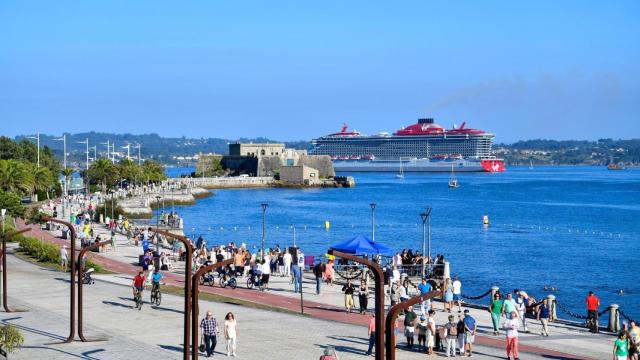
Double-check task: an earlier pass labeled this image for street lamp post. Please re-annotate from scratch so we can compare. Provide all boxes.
[370,202,377,242]
[156,195,162,232]
[261,203,268,260]
[54,134,67,218]
[132,143,142,165]
[420,207,432,278]
[123,144,131,161]
[26,133,40,168]
[101,140,110,160]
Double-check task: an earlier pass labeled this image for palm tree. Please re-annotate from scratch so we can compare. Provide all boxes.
[87,159,117,193]
[61,168,74,197]
[31,164,53,200]
[0,159,34,195]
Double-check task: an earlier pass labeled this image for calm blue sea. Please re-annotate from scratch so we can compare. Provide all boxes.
[165,166,640,321]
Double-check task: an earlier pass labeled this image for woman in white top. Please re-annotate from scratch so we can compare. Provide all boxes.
[224,312,238,356]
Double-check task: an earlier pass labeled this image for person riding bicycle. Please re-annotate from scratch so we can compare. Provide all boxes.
[132,271,146,300]
[586,290,600,333]
[151,269,164,294]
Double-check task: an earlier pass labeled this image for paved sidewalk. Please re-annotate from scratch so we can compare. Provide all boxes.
[16,218,611,359]
[3,247,547,360]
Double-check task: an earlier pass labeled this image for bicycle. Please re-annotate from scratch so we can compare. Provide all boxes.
[200,272,215,287]
[150,283,163,306]
[219,271,238,289]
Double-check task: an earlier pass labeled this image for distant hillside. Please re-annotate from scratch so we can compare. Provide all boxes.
[13,132,311,166]
[12,132,640,166]
[495,138,640,166]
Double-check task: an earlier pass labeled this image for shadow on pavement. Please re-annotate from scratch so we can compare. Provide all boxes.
[315,343,367,356]
[102,300,135,309]
[1,318,66,341]
[22,345,104,359]
[326,335,368,345]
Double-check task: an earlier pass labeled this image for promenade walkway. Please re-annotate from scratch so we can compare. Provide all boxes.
[15,217,613,359]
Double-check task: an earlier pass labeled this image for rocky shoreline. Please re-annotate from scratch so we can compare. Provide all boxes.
[119,187,212,218]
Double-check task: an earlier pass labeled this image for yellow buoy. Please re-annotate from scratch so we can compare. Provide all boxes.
[483,215,489,225]
[324,220,330,230]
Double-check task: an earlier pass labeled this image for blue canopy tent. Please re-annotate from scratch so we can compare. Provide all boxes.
[330,235,393,255]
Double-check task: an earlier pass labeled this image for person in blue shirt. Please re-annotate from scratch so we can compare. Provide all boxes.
[537,298,551,336]
[151,269,164,295]
[463,309,477,356]
[417,278,432,315]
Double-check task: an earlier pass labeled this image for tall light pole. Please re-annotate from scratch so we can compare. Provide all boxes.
[111,143,116,163]
[77,139,89,171]
[122,144,131,161]
[53,135,67,211]
[101,140,110,160]
[26,133,40,168]
[420,207,432,278]
[90,146,97,163]
[261,203,268,260]
[132,143,142,165]
[370,202,376,242]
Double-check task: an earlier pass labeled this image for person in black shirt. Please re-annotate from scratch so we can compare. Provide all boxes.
[342,279,355,313]
[313,262,326,295]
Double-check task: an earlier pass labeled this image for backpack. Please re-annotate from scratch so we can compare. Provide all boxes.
[448,323,458,337]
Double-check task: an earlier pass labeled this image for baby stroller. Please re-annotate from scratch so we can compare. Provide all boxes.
[83,268,95,285]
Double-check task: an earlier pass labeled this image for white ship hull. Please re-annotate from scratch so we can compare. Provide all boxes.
[332,159,488,172]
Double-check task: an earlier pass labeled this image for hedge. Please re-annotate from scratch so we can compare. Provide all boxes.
[17,235,104,273]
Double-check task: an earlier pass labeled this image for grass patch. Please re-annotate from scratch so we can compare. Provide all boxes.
[161,284,309,317]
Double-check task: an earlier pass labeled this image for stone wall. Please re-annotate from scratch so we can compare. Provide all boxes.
[298,155,335,178]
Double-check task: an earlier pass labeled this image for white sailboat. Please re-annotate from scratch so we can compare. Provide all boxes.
[448,164,459,188]
[396,158,404,179]
[529,160,534,170]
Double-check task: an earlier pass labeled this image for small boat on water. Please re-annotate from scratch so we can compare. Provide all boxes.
[448,164,459,188]
[607,163,626,170]
[529,160,534,170]
[396,158,405,179]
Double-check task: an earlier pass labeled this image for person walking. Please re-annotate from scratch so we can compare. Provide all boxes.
[283,249,292,277]
[456,311,466,355]
[418,278,432,315]
[366,313,376,356]
[489,292,504,335]
[224,312,238,357]
[200,311,219,358]
[514,291,529,333]
[613,331,630,360]
[60,245,68,272]
[443,314,457,357]
[341,279,355,313]
[537,298,551,336]
[390,279,400,308]
[628,321,639,360]
[358,279,369,314]
[426,310,437,356]
[502,293,517,319]
[313,262,326,295]
[503,311,520,360]
[452,276,463,312]
[463,309,477,357]
[586,290,601,333]
[417,315,428,350]
[292,262,302,293]
[443,278,454,312]
[324,260,334,286]
[261,259,271,291]
[404,305,418,349]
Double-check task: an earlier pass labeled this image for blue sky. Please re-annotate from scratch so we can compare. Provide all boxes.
[1,1,639,142]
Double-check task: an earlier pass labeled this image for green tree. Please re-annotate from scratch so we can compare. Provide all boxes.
[0,160,34,195]
[0,191,26,218]
[141,160,166,183]
[118,159,143,185]
[30,164,54,200]
[87,159,119,192]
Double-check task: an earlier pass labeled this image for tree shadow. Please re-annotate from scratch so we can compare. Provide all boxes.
[325,335,368,345]
[150,305,183,314]
[21,345,104,359]
[314,343,368,356]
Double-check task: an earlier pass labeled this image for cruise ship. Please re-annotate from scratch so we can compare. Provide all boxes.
[309,118,506,172]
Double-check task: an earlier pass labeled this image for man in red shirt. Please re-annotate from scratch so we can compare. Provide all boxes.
[585,291,600,333]
[132,271,146,300]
